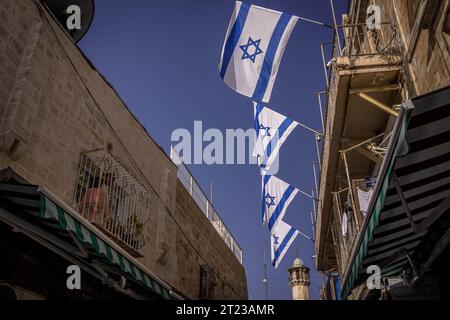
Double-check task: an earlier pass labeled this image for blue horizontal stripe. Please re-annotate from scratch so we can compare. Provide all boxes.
[252,13,292,102]
[220,2,250,79]
[268,185,295,231]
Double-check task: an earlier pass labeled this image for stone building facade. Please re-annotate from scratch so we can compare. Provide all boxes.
[0,0,247,300]
[315,0,450,299]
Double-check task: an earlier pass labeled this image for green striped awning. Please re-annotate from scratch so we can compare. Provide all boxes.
[0,182,177,300]
[340,86,450,298]
[41,196,171,299]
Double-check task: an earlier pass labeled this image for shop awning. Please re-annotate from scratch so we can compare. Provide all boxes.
[340,86,450,298]
[0,182,180,300]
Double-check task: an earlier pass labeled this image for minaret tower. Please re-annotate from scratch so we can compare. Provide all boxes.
[288,257,310,300]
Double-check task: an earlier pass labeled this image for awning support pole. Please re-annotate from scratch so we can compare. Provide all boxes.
[392,172,422,234]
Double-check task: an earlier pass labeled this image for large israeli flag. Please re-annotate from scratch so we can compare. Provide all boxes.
[219,1,298,103]
[253,102,298,170]
[271,219,299,268]
[261,175,299,231]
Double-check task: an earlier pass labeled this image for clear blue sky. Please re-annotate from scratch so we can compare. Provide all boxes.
[78,0,347,300]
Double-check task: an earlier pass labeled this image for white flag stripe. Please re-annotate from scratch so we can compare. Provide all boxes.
[263,120,297,168]
[218,1,244,71]
[219,1,298,103]
[271,219,299,269]
[261,17,298,103]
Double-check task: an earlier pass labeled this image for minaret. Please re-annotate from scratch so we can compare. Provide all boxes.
[288,257,310,300]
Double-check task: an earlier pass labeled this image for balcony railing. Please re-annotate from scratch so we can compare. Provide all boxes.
[332,21,401,59]
[323,21,401,123]
[72,149,150,257]
[332,176,381,274]
[170,147,243,265]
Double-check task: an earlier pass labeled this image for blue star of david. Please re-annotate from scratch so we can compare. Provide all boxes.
[239,37,263,63]
[265,193,276,207]
[273,235,279,245]
[259,124,271,137]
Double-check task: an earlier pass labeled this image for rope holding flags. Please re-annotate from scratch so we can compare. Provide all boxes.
[219,1,322,269]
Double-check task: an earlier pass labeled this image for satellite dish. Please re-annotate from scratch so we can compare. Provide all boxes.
[41,0,95,43]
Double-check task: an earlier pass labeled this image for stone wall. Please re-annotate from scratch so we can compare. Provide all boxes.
[0,0,247,299]
[389,0,450,95]
[173,182,247,299]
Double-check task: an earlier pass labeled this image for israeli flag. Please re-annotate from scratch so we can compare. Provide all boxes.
[271,219,299,268]
[261,175,299,231]
[254,102,298,170]
[219,1,298,103]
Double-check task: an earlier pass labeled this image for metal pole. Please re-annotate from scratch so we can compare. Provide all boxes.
[263,244,270,300]
[341,132,386,153]
[330,0,342,54]
[210,182,213,204]
[315,133,322,172]
[312,162,319,199]
[310,210,315,241]
[317,92,325,133]
[298,16,334,28]
[297,187,315,199]
[298,229,313,241]
[295,121,322,136]
[312,188,317,222]
[320,43,329,88]
[341,151,360,230]
[312,163,319,224]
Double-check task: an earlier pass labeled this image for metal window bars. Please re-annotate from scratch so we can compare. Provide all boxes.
[171,147,243,265]
[72,149,150,257]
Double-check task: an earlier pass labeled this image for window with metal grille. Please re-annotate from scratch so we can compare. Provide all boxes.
[72,149,151,257]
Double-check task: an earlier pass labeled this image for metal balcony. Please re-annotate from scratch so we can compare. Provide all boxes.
[316,22,404,271]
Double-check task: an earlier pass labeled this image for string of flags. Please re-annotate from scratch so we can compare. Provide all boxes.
[219,1,320,269]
